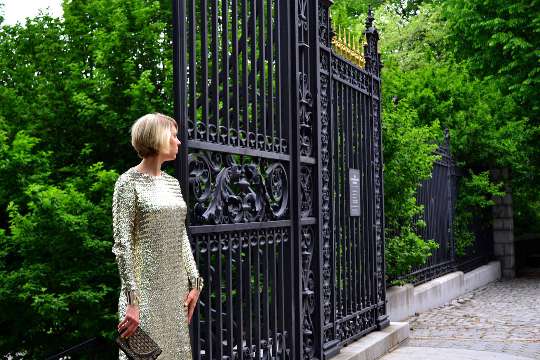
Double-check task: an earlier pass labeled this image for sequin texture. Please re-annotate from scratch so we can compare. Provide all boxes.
[112,167,199,360]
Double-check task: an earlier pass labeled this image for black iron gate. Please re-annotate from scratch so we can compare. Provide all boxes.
[172,1,388,359]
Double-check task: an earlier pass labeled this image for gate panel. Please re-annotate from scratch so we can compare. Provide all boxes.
[318,3,389,355]
[173,1,388,359]
[173,0,297,358]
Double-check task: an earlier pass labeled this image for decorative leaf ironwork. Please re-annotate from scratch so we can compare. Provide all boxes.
[188,151,289,225]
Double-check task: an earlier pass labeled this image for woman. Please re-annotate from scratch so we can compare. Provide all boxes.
[112,113,203,359]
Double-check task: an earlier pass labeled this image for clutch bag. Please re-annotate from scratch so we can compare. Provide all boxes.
[116,327,162,360]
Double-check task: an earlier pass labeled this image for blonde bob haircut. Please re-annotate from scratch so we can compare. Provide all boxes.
[131,113,177,158]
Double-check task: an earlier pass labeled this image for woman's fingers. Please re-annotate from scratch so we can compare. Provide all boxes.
[120,321,138,338]
[123,322,138,337]
[188,301,195,324]
[118,313,140,338]
[184,291,195,307]
[185,289,200,323]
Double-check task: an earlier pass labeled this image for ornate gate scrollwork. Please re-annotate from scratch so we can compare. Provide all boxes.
[188,152,289,225]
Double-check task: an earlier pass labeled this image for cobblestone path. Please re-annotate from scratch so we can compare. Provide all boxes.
[403,277,540,359]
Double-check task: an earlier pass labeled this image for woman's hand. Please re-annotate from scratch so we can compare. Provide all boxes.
[118,304,140,338]
[184,289,200,324]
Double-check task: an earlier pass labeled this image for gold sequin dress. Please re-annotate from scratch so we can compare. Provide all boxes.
[112,167,199,360]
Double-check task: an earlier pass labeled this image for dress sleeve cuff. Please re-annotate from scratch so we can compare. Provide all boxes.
[124,289,140,306]
[188,276,204,291]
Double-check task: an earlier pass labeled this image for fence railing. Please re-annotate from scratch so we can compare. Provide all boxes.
[45,337,109,360]
[456,210,494,273]
[391,133,493,286]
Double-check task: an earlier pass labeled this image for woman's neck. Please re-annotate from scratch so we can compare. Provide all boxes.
[136,156,163,176]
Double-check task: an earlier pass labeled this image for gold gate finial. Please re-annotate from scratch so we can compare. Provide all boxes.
[331,25,366,68]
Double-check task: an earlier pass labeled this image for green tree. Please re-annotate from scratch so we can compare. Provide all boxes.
[332,4,447,280]
[332,2,531,278]
[382,100,440,280]
[442,0,540,234]
[378,3,529,268]
[443,0,540,118]
[453,171,504,257]
[0,164,118,359]
[0,0,176,357]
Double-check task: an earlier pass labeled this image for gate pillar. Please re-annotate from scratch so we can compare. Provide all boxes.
[364,8,389,330]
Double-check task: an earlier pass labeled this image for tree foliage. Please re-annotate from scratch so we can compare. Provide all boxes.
[442,0,540,235]
[453,171,504,257]
[0,0,174,358]
[0,164,118,359]
[332,1,537,278]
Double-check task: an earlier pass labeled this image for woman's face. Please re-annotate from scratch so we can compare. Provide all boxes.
[162,125,181,161]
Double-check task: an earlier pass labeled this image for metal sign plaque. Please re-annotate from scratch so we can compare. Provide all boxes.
[349,169,361,216]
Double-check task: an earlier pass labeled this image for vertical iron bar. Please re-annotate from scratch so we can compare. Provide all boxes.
[246,231,253,358]
[242,0,249,146]
[271,228,278,358]
[217,234,224,358]
[226,234,234,359]
[360,91,367,309]
[340,80,346,318]
[368,79,377,312]
[364,91,372,308]
[263,231,270,357]
[276,0,283,152]
[278,229,285,359]
[172,0,187,192]
[212,0,219,144]
[342,80,349,316]
[251,0,258,147]
[206,235,213,359]
[236,233,244,360]
[336,79,343,321]
[255,232,261,358]
[349,86,356,313]
[345,82,352,316]
[330,73,337,341]
[354,89,361,311]
[188,0,197,143]
[267,0,274,151]
[194,237,202,358]
[202,0,209,142]
[222,0,230,145]
[334,79,340,324]
[258,0,266,150]
[232,0,240,147]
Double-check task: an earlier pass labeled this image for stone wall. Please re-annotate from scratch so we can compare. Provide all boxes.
[386,261,501,322]
[491,168,515,279]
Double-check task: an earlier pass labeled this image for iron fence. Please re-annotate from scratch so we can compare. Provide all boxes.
[392,133,493,286]
[455,203,494,273]
[405,138,458,285]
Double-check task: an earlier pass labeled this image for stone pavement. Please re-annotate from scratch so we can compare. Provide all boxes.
[381,277,540,359]
[381,347,535,360]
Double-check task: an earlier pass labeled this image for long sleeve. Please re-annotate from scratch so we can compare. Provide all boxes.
[112,177,138,293]
[177,183,200,288]
[181,225,200,287]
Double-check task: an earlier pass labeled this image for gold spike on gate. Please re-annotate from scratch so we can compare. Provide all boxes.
[331,24,366,68]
